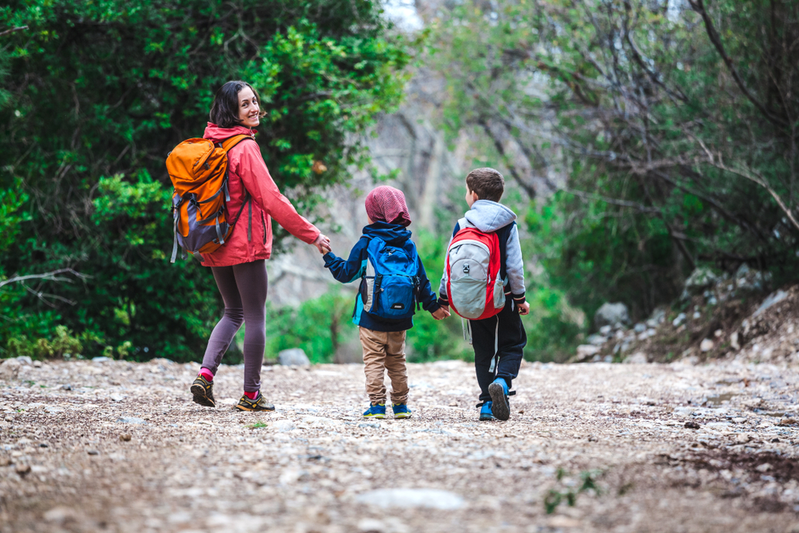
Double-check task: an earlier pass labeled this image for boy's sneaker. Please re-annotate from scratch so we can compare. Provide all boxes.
[392,403,412,419]
[190,375,216,408]
[479,401,494,421]
[488,377,510,421]
[363,403,386,419]
[235,393,275,412]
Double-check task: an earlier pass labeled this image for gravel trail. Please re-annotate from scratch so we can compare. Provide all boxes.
[1,358,799,532]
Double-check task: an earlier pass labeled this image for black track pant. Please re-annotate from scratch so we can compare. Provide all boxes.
[470,298,527,403]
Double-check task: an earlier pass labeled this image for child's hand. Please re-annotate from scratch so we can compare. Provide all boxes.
[517,301,530,315]
[313,234,332,254]
[431,307,450,320]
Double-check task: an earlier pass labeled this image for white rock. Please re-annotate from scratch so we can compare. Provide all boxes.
[624,352,647,364]
[109,393,125,402]
[594,303,630,329]
[0,359,21,379]
[272,420,296,432]
[700,339,714,352]
[672,313,686,327]
[756,463,772,472]
[355,488,464,510]
[599,325,612,335]
[754,290,788,317]
[576,345,599,358]
[278,348,310,366]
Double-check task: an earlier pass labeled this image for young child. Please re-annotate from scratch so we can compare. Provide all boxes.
[438,168,530,421]
[323,186,449,419]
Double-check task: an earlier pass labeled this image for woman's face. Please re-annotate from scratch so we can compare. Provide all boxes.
[237,86,260,128]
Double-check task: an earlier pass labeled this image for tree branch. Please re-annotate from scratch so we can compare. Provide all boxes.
[687,0,788,129]
[0,269,87,290]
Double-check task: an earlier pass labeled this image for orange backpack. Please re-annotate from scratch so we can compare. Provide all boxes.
[166,134,253,262]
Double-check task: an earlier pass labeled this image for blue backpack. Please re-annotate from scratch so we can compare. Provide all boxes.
[360,237,420,320]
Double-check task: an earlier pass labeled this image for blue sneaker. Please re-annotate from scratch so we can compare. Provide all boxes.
[363,403,386,419]
[479,401,494,421]
[392,403,412,419]
[488,378,510,421]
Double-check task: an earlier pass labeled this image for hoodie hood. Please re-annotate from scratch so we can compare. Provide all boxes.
[464,200,516,232]
[363,221,412,246]
[203,122,256,143]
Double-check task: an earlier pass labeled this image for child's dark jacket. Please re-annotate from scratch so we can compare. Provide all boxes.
[323,222,441,332]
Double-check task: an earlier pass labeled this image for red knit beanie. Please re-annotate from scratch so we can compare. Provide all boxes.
[364,186,411,227]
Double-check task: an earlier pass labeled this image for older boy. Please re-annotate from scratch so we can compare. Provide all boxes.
[439,168,529,421]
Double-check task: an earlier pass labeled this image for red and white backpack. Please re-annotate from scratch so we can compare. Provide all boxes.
[445,218,506,320]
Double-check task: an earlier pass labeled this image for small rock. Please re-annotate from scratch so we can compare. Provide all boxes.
[15,463,31,477]
[684,267,718,296]
[109,393,125,402]
[778,417,799,427]
[0,359,21,379]
[594,302,630,329]
[117,417,147,425]
[756,463,772,472]
[624,352,647,364]
[355,488,464,510]
[586,334,606,346]
[685,421,700,429]
[87,449,100,455]
[576,345,599,359]
[39,442,49,448]
[693,311,701,319]
[358,518,386,533]
[672,313,686,327]
[119,434,132,442]
[673,407,695,417]
[754,290,788,317]
[33,361,42,368]
[547,517,583,528]
[735,434,751,444]
[714,329,723,338]
[15,356,33,365]
[43,506,77,524]
[358,422,381,429]
[700,339,714,352]
[272,420,296,432]
[599,325,612,335]
[278,348,310,366]
[634,323,646,333]
[92,356,112,363]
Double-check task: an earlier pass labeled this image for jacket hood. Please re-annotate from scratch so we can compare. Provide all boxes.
[203,122,256,143]
[363,221,412,245]
[464,200,516,232]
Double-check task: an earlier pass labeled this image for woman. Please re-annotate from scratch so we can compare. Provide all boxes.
[190,80,331,411]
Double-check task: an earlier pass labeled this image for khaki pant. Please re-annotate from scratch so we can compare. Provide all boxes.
[359,327,409,405]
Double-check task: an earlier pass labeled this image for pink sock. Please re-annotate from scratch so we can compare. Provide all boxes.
[199,368,214,381]
[244,391,258,400]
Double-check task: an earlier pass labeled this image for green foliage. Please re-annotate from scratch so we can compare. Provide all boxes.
[6,325,83,360]
[429,0,799,334]
[264,288,355,364]
[0,0,408,360]
[544,468,602,515]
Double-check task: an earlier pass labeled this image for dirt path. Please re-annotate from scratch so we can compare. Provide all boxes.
[1,358,799,532]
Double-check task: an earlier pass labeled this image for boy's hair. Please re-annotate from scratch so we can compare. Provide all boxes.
[466,168,504,202]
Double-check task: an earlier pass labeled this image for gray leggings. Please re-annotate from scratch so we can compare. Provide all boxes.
[201,260,267,393]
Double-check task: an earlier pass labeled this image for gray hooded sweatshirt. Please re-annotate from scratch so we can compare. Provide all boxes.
[439,199,526,303]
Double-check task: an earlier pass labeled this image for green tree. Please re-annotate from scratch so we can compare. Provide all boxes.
[0,0,408,359]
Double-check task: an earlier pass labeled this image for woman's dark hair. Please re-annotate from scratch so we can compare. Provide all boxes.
[209,80,266,128]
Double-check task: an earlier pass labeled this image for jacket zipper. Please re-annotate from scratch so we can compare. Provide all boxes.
[261,212,267,244]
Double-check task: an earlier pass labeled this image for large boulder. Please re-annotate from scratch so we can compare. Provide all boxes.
[0,358,21,380]
[278,348,311,366]
[594,302,630,330]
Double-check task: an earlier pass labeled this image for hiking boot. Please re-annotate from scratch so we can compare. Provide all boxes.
[391,403,412,419]
[488,377,510,421]
[190,375,216,408]
[479,401,494,421]
[363,403,386,419]
[235,393,275,412]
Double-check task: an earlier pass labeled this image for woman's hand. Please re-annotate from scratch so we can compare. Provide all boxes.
[313,234,331,254]
[431,307,450,320]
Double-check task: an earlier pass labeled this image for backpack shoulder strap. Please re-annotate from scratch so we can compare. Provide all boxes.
[219,134,254,152]
[495,222,515,283]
